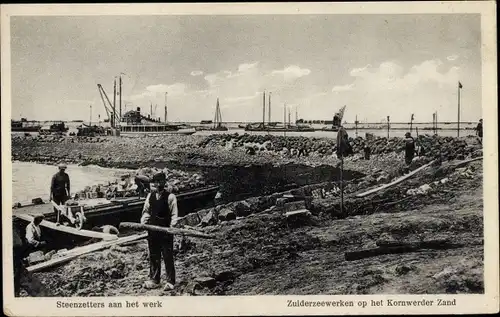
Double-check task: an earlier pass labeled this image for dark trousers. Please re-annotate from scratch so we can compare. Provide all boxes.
[147,232,175,284]
[52,194,68,219]
[405,153,414,165]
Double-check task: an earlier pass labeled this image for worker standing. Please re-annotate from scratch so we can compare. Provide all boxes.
[50,163,71,223]
[25,215,47,251]
[475,119,483,144]
[404,132,416,169]
[140,172,179,291]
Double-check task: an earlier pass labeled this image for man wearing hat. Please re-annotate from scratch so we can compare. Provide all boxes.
[50,163,71,223]
[140,171,179,291]
[404,132,416,168]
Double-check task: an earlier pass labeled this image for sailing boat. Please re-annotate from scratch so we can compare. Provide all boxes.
[196,98,228,131]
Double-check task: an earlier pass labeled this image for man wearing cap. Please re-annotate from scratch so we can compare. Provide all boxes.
[50,163,71,223]
[25,215,47,250]
[140,172,179,291]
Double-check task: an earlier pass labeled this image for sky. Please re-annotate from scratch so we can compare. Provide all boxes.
[10,14,481,123]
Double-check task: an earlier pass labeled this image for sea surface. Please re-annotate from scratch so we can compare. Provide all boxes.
[12,161,131,204]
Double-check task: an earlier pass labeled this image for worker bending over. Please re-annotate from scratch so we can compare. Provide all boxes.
[140,172,179,291]
[134,174,151,197]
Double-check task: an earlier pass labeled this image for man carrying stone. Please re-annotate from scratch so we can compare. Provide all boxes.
[50,163,71,224]
[140,172,179,291]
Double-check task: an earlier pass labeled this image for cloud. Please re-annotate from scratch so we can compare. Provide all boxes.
[349,64,372,77]
[332,84,354,93]
[190,70,204,76]
[447,54,458,61]
[146,83,187,96]
[238,62,259,72]
[271,65,311,82]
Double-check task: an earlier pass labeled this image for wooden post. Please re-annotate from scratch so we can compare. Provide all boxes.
[387,116,390,139]
[340,153,344,214]
[355,115,358,137]
[457,82,461,137]
[89,105,92,126]
[435,111,438,135]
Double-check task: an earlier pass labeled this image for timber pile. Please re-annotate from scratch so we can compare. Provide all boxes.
[27,233,147,273]
[345,239,463,261]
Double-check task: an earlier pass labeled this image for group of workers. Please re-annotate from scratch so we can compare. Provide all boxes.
[15,119,483,296]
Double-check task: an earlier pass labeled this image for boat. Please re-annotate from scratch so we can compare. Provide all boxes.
[321,105,347,132]
[195,98,228,132]
[13,185,220,241]
[244,122,315,132]
[119,107,196,135]
[11,118,42,132]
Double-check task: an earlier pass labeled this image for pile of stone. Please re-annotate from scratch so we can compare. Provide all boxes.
[73,167,206,200]
[197,133,481,161]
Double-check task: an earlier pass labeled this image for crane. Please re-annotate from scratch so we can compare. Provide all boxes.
[97,84,120,127]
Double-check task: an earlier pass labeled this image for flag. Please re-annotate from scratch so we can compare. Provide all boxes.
[458,81,463,89]
[411,114,414,121]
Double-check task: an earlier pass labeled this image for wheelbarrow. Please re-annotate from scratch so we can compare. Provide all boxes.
[50,200,87,230]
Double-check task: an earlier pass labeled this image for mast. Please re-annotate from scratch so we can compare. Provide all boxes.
[164,92,168,123]
[119,75,122,125]
[112,78,116,128]
[268,92,271,124]
[283,103,286,136]
[262,91,266,127]
[295,106,298,123]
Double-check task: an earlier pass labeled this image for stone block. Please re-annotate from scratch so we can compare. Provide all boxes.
[178,213,200,227]
[218,208,236,222]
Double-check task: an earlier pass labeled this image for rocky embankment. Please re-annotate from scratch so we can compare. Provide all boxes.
[12,133,482,174]
[33,159,483,296]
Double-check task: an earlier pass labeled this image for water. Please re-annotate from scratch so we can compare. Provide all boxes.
[12,161,131,204]
[193,128,476,138]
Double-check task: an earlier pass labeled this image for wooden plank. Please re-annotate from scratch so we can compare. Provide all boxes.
[119,222,216,239]
[15,214,118,241]
[27,233,148,273]
[355,160,437,198]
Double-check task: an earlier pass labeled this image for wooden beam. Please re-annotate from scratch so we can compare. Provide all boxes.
[355,160,436,198]
[119,222,216,239]
[15,214,117,241]
[27,233,147,273]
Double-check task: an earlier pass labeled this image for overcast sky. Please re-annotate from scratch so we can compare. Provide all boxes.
[10,14,481,123]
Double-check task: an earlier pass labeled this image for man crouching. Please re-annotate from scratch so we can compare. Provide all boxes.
[140,171,179,291]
